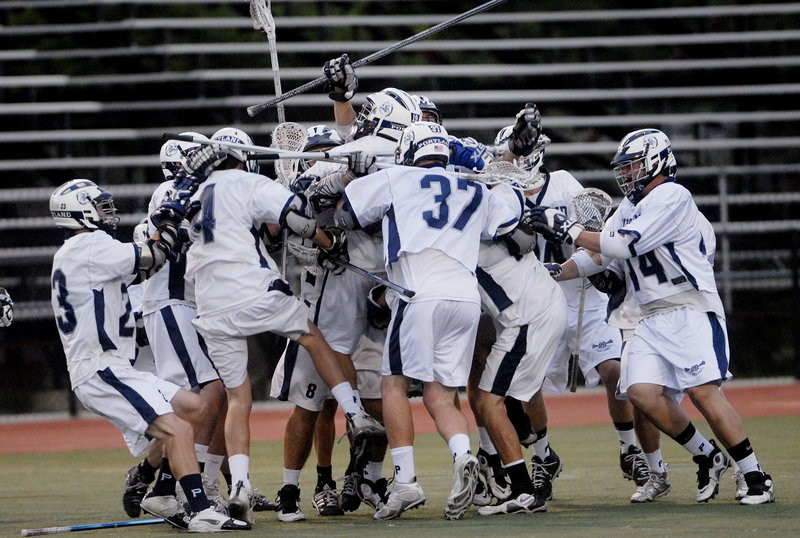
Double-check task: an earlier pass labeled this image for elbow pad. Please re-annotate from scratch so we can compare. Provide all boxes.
[333,198,361,231]
[284,208,317,239]
[572,249,607,277]
[501,227,536,257]
[137,223,180,279]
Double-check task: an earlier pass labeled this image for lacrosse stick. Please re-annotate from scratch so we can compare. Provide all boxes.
[476,160,545,192]
[271,122,308,278]
[22,519,164,536]
[569,187,614,392]
[247,0,508,116]
[250,0,286,123]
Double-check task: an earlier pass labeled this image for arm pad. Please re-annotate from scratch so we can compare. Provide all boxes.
[284,208,317,239]
[136,223,180,280]
[501,227,537,257]
[572,249,607,277]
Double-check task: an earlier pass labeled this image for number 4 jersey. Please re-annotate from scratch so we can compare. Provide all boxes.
[343,165,519,303]
[51,231,140,389]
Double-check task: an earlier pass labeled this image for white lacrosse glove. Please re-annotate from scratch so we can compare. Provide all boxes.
[523,206,584,245]
[323,53,359,102]
[349,151,377,176]
[306,172,347,214]
[510,103,542,157]
[0,287,13,328]
[183,142,228,179]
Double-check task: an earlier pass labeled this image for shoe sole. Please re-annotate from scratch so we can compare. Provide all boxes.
[228,502,254,525]
[444,459,479,520]
[630,483,672,503]
[374,498,425,520]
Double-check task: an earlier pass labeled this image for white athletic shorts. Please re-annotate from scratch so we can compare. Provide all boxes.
[132,344,157,375]
[301,267,371,355]
[144,304,219,389]
[479,297,567,402]
[621,307,732,394]
[269,329,384,411]
[193,283,310,389]
[384,299,481,387]
[542,306,622,395]
[73,364,180,457]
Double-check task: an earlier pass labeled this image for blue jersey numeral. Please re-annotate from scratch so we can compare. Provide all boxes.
[52,269,77,334]
[420,174,481,230]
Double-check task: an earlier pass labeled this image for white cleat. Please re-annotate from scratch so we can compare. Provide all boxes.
[444,453,479,520]
[228,481,255,525]
[187,507,252,532]
[373,481,426,520]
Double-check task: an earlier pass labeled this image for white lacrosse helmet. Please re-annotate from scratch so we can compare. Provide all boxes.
[412,94,442,125]
[159,132,208,180]
[211,127,259,174]
[132,217,149,243]
[493,125,514,147]
[611,128,677,203]
[395,121,450,167]
[520,133,551,177]
[303,125,343,152]
[353,87,422,142]
[50,179,120,233]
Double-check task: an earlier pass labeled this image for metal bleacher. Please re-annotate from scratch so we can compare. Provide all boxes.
[1,0,799,325]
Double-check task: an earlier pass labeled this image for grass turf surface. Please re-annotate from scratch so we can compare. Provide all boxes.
[2,416,796,537]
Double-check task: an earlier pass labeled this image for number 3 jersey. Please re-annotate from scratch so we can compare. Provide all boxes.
[51,231,140,389]
[600,180,723,317]
[343,165,519,303]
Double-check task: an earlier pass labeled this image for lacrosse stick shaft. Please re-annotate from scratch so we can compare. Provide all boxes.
[246,0,508,116]
[570,279,587,393]
[332,259,415,298]
[22,519,165,536]
[264,2,286,124]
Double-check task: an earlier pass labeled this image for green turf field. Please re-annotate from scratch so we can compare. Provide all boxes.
[3,416,797,537]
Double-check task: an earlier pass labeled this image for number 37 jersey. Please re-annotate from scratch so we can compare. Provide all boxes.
[343,165,519,302]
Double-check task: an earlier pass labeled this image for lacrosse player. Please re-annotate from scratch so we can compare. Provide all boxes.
[464,164,568,515]
[496,122,652,498]
[529,128,775,506]
[49,178,250,532]
[183,127,383,526]
[335,121,528,520]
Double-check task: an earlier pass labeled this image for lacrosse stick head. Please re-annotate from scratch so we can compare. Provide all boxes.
[572,187,614,232]
[271,122,307,186]
[286,234,323,276]
[477,160,543,192]
[249,0,269,30]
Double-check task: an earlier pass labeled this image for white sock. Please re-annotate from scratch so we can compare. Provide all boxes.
[390,446,415,483]
[364,461,384,482]
[681,430,713,457]
[194,443,208,465]
[477,427,498,455]
[227,454,251,489]
[353,389,363,409]
[330,382,361,415]
[617,428,637,454]
[645,450,666,474]
[735,453,761,475]
[283,468,301,486]
[533,433,551,460]
[204,453,225,484]
[447,433,471,460]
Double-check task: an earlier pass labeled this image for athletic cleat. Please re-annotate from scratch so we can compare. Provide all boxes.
[693,439,731,503]
[373,480,426,520]
[531,450,561,501]
[122,464,150,518]
[251,489,278,511]
[345,410,387,445]
[312,483,343,516]
[477,448,511,500]
[477,491,546,516]
[187,507,252,532]
[444,453,480,520]
[228,481,255,525]
[276,484,305,522]
[358,477,389,511]
[733,471,749,501]
[630,468,672,503]
[472,474,492,507]
[140,493,189,529]
[203,473,228,516]
[620,445,650,487]
[339,472,362,512]
[739,472,775,505]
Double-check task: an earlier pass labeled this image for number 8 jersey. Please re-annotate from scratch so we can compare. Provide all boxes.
[51,231,140,389]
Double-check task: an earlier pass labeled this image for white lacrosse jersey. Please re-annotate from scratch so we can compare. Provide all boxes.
[600,180,721,311]
[51,231,139,389]
[304,135,396,273]
[476,184,564,325]
[344,164,519,303]
[141,180,196,315]
[185,168,298,317]
[526,169,609,310]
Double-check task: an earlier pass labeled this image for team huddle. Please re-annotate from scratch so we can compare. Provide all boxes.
[48,54,775,531]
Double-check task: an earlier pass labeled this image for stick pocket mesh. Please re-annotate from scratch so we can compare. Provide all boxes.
[572,188,613,232]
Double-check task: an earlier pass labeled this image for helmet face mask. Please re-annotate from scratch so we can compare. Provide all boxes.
[160,132,208,180]
[211,127,259,174]
[50,179,120,235]
[394,121,450,167]
[611,128,676,203]
[302,125,343,170]
[353,88,421,142]
[413,95,442,125]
